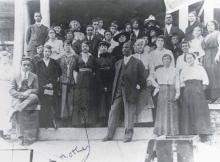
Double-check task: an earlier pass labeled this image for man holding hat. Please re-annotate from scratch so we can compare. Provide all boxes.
[9,56,39,145]
[103,41,147,142]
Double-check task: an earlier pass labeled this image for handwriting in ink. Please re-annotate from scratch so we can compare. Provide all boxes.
[59,145,90,159]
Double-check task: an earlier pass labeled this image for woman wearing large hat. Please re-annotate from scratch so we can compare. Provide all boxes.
[111,31,130,61]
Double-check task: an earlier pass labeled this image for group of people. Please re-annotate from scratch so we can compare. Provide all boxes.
[2,10,220,144]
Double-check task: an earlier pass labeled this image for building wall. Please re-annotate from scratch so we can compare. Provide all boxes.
[0,2,14,41]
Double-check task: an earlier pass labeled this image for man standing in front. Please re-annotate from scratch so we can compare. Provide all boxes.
[103,41,147,142]
[26,12,48,58]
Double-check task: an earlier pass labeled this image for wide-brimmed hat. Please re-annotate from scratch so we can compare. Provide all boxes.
[113,31,130,42]
[98,41,111,48]
[147,26,163,36]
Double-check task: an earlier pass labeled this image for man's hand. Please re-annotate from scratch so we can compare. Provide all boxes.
[136,84,140,90]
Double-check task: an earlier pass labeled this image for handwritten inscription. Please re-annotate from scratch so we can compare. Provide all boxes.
[59,145,90,159]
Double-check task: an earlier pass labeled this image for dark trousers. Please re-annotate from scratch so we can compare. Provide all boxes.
[106,88,136,139]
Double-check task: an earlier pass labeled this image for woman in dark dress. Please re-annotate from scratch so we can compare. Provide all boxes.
[180,53,211,142]
[96,41,115,126]
[35,45,62,128]
[72,41,97,126]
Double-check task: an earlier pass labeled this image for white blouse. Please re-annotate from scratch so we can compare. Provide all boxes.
[149,48,175,73]
[180,64,209,86]
[189,36,205,58]
[45,39,64,60]
[155,66,179,86]
[133,52,151,70]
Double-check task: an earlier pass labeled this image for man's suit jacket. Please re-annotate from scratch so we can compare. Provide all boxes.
[26,24,48,52]
[112,56,147,104]
[84,34,102,57]
[164,25,184,50]
[9,71,39,108]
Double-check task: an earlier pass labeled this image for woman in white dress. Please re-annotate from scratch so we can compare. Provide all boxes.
[153,54,180,136]
[133,39,154,124]
[189,25,205,63]
[179,53,211,141]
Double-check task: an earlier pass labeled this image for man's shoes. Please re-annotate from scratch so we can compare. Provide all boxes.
[102,136,113,142]
[123,138,132,143]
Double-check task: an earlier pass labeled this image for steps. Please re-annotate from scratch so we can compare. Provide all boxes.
[38,127,154,141]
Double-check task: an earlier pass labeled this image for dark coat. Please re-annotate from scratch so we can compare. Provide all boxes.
[112,57,147,104]
[26,24,48,52]
[84,34,103,57]
[96,52,115,93]
[164,25,184,50]
[35,59,62,94]
[111,43,124,62]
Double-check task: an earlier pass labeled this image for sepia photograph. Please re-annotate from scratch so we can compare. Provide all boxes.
[0,0,220,162]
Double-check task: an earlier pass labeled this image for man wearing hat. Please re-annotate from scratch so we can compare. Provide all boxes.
[111,31,130,62]
[9,56,39,145]
[103,41,147,142]
[96,41,116,126]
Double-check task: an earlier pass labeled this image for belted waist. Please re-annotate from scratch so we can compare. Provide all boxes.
[79,68,92,72]
[185,79,202,86]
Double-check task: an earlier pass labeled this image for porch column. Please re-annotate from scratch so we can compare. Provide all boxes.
[179,6,188,32]
[40,0,50,27]
[204,0,214,24]
[13,0,25,72]
[24,1,31,51]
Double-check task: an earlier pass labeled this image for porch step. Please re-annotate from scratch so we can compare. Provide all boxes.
[38,127,154,141]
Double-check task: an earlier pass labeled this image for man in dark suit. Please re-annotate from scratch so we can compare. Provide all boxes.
[103,41,147,142]
[84,25,102,57]
[26,12,48,58]
[131,18,144,40]
[164,13,184,50]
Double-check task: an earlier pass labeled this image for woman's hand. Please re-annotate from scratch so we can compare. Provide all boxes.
[147,80,152,87]
[153,87,159,96]
[175,92,180,101]
[214,54,220,63]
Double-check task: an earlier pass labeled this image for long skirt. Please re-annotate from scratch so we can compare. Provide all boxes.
[60,84,74,119]
[72,71,96,126]
[180,80,211,135]
[154,85,179,136]
[135,88,154,123]
[203,47,220,99]
[39,95,56,128]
